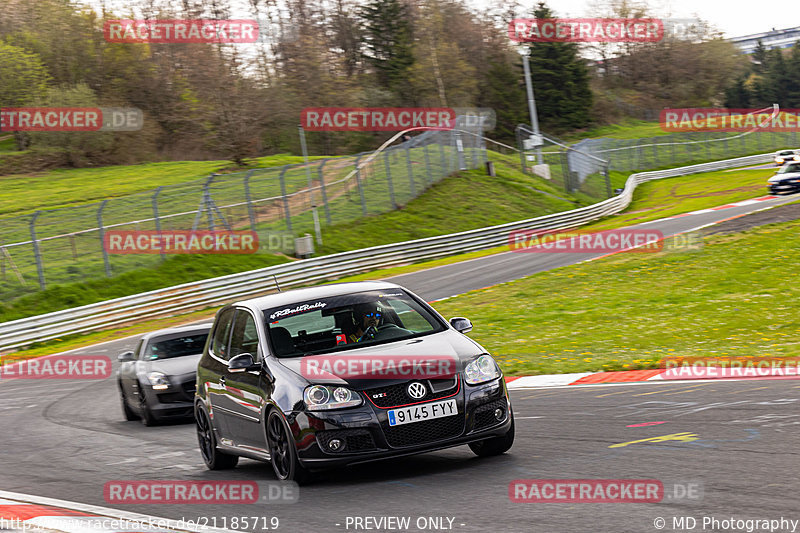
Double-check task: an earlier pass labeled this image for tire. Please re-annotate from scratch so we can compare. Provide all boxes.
[195,405,239,470]
[469,415,515,457]
[266,410,311,483]
[138,386,157,427]
[119,383,140,421]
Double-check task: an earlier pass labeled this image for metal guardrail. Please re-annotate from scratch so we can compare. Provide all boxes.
[0,152,774,352]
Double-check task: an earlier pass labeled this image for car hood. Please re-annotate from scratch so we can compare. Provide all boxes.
[768,172,800,183]
[144,354,202,377]
[275,330,486,389]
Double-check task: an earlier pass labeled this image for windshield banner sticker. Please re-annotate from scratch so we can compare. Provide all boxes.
[270,302,327,320]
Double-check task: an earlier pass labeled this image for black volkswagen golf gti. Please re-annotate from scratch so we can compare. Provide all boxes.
[195,281,514,481]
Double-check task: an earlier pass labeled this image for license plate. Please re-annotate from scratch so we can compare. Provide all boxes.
[387,399,457,427]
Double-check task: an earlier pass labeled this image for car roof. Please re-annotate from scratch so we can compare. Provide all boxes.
[140,323,213,341]
[230,281,405,311]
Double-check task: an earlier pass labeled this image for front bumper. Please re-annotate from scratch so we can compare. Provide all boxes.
[143,377,197,419]
[768,181,800,195]
[291,377,513,468]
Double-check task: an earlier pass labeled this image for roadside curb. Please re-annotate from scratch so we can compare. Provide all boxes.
[0,490,236,533]
[505,366,800,389]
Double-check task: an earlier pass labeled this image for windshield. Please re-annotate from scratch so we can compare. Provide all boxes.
[778,151,795,156]
[264,289,445,357]
[777,163,800,174]
[144,332,209,360]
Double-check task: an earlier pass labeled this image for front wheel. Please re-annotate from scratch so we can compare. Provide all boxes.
[119,384,140,421]
[469,416,515,457]
[196,405,239,470]
[266,411,311,483]
[138,387,157,427]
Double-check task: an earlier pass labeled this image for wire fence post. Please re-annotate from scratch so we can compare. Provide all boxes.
[278,165,292,232]
[204,175,215,230]
[152,186,165,261]
[516,126,528,174]
[354,155,367,216]
[96,200,112,278]
[438,138,447,179]
[384,150,397,209]
[455,130,466,170]
[405,147,416,197]
[243,170,257,232]
[603,164,612,199]
[423,144,432,188]
[470,123,479,168]
[317,159,331,224]
[29,211,46,290]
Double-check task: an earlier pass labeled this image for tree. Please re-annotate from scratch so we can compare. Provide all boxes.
[477,58,527,141]
[360,0,415,102]
[525,2,593,131]
[724,77,752,108]
[0,42,51,149]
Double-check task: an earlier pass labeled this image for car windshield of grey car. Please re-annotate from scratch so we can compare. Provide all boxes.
[264,290,445,357]
[144,333,209,360]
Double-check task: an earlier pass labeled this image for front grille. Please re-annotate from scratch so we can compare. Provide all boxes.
[383,413,464,448]
[316,429,377,453]
[364,378,459,408]
[182,381,197,395]
[473,399,508,431]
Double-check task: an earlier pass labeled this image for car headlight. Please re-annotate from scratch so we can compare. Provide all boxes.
[147,371,170,390]
[776,157,783,163]
[303,385,362,411]
[464,355,500,385]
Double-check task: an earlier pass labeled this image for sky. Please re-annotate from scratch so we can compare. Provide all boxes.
[509,0,795,38]
[83,0,796,40]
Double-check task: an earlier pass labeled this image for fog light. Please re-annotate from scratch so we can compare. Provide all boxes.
[328,438,343,451]
[494,408,504,420]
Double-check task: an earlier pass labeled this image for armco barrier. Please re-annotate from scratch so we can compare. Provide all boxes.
[0,152,774,352]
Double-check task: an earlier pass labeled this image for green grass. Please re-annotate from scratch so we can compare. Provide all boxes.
[565,119,672,141]
[0,136,16,152]
[315,152,580,255]
[0,155,586,322]
[0,254,289,323]
[336,167,777,283]
[0,154,324,217]
[585,167,775,231]
[431,218,800,376]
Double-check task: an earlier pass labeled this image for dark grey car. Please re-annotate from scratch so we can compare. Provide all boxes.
[117,324,211,425]
[195,281,514,482]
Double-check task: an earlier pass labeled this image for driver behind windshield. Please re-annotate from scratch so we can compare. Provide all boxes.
[348,302,384,343]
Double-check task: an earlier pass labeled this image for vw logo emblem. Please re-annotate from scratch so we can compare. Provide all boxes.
[407,382,427,400]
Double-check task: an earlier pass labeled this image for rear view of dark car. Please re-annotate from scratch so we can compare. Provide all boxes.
[117,324,211,425]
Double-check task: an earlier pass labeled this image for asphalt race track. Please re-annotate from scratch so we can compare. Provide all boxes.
[2,193,799,533]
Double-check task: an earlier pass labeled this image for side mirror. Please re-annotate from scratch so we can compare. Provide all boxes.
[117,351,135,362]
[228,353,258,373]
[449,317,473,334]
